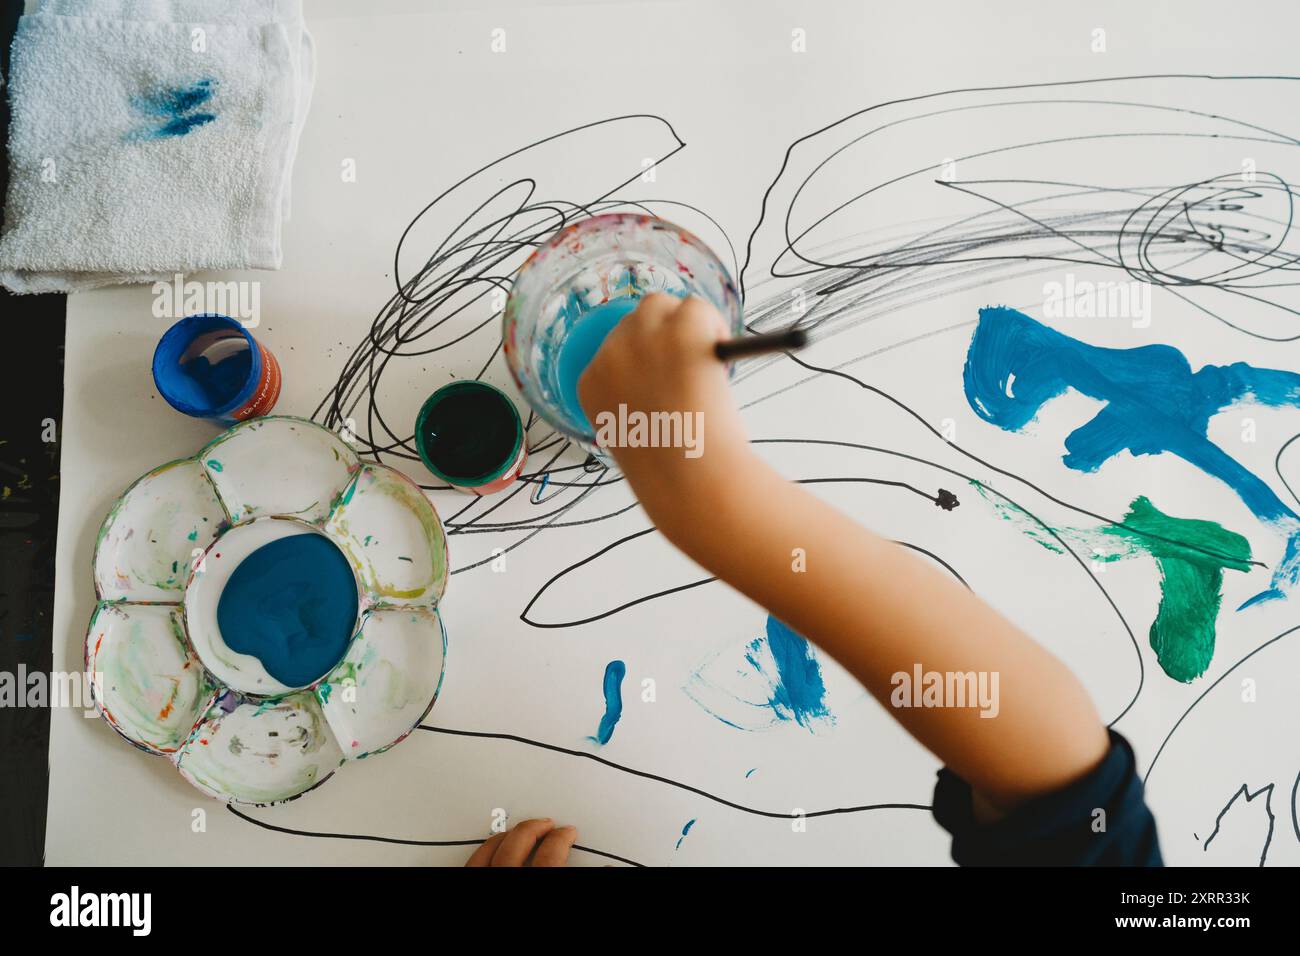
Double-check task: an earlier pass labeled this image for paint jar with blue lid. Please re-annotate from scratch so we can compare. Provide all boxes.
[152,314,281,424]
[416,380,527,495]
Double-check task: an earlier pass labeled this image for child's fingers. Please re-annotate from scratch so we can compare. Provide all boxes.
[529,825,578,867]
[464,832,506,867]
[489,818,555,867]
[677,295,731,341]
[631,291,680,325]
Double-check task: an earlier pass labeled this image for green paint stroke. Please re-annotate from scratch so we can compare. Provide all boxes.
[1106,497,1252,682]
[977,484,1251,682]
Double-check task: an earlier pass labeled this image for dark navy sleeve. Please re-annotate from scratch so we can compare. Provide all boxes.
[931,729,1162,866]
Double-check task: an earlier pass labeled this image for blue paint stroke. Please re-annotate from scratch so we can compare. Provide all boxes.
[675,818,696,850]
[756,616,834,727]
[684,615,834,732]
[745,767,758,778]
[588,659,626,745]
[126,78,218,141]
[963,305,1300,607]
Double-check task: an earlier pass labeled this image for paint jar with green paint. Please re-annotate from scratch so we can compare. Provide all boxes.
[415,380,527,495]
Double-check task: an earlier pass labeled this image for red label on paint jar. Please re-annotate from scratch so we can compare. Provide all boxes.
[230,343,281,421]
[469,440,528,495]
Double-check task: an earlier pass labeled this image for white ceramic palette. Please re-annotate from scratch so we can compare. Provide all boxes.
[86,416,449,804]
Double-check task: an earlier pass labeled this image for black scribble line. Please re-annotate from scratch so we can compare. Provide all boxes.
[312,114,691,470]
[1276,431,1300,511]
[732,318,978,404]
[1145,624,1300,785]
[778,354,1267,570]
[797,476,957,508]
[450,467,607,574]
[898,542,969,589]
[723,79,1300,644]
[519,475,964,628]
[313,79,1294,593]
[293,77,1300,861]
[523,432,1146,725]
[442,428,576,533]
[519,525,705,629]
[739,76,1300,333]
[488,81,1300,725]
[307,114,755,558]
[226,716,933,865]
[1291,769,1300,845]
[419,725,931,821]
[1201,783,1276,866]
[225,804,644,867]
[521,536,966,630]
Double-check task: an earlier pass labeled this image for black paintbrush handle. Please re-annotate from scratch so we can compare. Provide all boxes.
[714,328,809,361]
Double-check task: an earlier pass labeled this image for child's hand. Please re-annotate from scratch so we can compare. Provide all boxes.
[464,818,578,867]
[577,293,753,515]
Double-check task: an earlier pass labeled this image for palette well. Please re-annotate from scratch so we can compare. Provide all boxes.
[87,416,449,804]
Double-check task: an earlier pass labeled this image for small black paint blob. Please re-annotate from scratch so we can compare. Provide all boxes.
[417,382,521,484]
[935,489,960,511]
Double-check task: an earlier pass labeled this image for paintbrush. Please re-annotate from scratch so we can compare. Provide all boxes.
[714,327,809,361]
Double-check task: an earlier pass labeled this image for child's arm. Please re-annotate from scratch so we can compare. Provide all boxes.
[578,293,1110,815]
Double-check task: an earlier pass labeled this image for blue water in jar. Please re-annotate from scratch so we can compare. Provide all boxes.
[553,296,644,430]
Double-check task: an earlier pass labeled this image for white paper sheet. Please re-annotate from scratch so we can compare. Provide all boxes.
[47,0,1300,866]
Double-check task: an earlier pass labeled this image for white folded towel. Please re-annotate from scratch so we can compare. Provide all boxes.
[0,0,314,293]
[42,0,316,219]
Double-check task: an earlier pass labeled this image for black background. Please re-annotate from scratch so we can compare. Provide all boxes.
[0,865,1285,938]
[0,0,62,868]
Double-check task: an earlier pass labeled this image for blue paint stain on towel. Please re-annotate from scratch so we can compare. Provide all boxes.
[153,112,217,138]
[588,659,626,745]
[675,818,696,850]
[135,78,216,116]
[963,305,1300,607]
[126,78,218,141]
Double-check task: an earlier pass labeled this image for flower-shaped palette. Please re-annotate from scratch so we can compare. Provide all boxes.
[86,416,449,804]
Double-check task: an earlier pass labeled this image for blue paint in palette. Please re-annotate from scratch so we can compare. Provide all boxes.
[588,659,627,745]
[963,305,1300,606]
[217,535,358,688]
[555,297,642,429]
